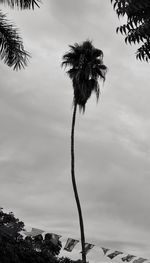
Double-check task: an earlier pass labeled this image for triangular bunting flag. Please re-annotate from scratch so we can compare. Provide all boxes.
[31,228,44,236]
[101,247,110,255]
[84,243,95,255]
[64,238,79,252]
[132,258,147,263]
[107,251,123,259]
[23,230,33,236]
[122,255,136,262]
[23,228,44,237]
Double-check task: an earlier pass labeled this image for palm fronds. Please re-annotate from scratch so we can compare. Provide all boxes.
[0,11,30,70]
[62,40,107,112]
[0,0,40,9]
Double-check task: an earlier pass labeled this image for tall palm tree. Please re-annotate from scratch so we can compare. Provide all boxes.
[62,40,107,263]
[0,0,40,70]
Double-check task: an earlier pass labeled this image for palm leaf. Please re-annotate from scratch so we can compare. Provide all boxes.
[0,11,29,70]
[0,0,40,9]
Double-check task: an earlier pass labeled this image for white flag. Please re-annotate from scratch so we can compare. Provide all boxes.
[132,258,147,263]
[101,247,110,255]
[24,228,44,237]
[107,251,123,259]
[31,228,44,236]
[23,229,33,236]
[122,255,136,262]
[84,243,95,255]
[64,238,79,252]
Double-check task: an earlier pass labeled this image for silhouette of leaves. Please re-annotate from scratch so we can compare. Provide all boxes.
[62,40,107,112]
[0,0,40,9]
[0,12,30,70]
[111,0,150,61]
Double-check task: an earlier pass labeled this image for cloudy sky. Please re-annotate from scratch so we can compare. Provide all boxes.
[1,1,150,262]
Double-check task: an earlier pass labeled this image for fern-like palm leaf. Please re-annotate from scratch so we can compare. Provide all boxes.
[0,11,29,70]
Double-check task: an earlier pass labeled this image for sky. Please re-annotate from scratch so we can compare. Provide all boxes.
[1,1,150,263]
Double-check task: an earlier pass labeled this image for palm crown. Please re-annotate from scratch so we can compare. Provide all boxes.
[62,40,107,111]
[111,0,150,61]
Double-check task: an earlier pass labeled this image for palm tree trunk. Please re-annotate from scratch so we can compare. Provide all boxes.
[71,102,86,263]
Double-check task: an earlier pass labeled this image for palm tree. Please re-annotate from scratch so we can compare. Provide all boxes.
[0,0,40,70]
[62,40,107,263]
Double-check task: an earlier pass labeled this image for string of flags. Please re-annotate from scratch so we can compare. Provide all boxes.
[22,227,149,262]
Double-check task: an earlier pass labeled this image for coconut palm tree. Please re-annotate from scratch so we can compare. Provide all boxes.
[62,40,107,263]
[0,0,40,70]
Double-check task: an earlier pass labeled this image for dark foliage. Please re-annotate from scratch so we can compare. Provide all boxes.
[0,0,40,69]
[0,0,40,10]
[111,0,150,61]
[62,40,107,112]
[0,208,62,263]
[0,12,30,70]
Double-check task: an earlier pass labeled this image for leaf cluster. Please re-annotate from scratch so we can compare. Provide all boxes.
[0,0,40,9]
[24,233,62,257]
[0,12,30,70]
[0,208,62,263]
[111,0,150,61]
[62,40,107,112]
[0,0,40,69]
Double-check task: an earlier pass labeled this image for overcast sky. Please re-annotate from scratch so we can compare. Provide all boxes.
[1,1,150,263]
